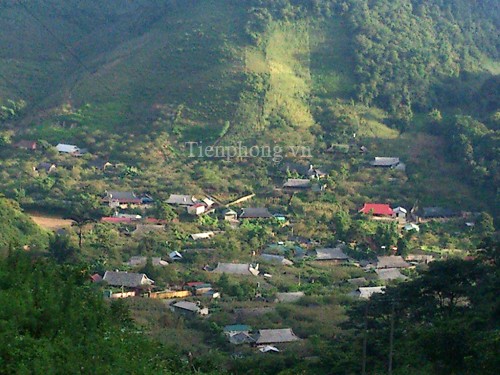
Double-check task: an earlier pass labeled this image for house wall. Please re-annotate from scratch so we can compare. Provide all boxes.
[188,206,205,215]
[173,307,198,317]
[194,287,212,295]
[110,291,136,299]
[149,290,191,299]
[393,212,406,220]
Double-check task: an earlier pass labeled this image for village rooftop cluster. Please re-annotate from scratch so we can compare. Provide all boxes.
[12,138,474,355]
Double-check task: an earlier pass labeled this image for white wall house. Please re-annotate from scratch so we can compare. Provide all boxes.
[56,143,80,154]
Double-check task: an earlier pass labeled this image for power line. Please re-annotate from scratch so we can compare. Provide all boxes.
[388,301,395,375]
[361,303,368,375]
[15,0,114,95]
[0,71,29,100]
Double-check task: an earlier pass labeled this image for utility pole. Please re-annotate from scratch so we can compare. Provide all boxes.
[362,303,368,375]
[388,301,395,375]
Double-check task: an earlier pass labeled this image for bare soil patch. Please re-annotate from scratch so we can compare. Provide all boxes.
[29,214,74,230]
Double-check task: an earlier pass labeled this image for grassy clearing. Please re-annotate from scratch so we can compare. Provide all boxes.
[229,20,316,146]
[26,101,131,142]
[264,21,314,129]
[357,106,399,139]
[245,48,267,74]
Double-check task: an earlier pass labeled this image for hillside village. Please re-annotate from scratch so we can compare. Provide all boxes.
[3,136,491,358]
[0,0,498,373]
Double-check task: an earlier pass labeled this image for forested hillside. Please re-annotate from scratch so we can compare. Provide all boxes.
[0,197,48,255]
[0,0,497,209]
[0,1,498,374]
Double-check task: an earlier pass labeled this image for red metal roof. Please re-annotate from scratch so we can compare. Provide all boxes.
[186,281,205,287]
[359,203,394,216]
[90,273,103,282]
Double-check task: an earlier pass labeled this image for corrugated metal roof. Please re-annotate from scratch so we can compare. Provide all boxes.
[240,208,272,218]
[166,194,197,205]
[103,271,154,288]
[283,179,311,188]
[315,247,349,261]
[212,263,253,275]
[56,143,80,153]
[359,203,394,216]
[370,157,400,166]
[190,232,215,240]
[173,301,199,312]
[254,328,300,344]
[376,256,410,269]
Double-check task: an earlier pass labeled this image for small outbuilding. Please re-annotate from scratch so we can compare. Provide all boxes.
[392,206,407,220]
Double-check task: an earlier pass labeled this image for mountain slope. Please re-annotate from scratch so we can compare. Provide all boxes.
[0,0,498,217]
[1,0,497,135]
[1,1,248,136]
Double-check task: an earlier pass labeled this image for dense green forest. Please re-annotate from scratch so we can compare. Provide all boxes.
[0,197,48,255]
[0,252,205,374]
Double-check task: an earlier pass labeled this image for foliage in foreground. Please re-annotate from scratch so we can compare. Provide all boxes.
[0,197,48,254]
[0,253,203,375]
